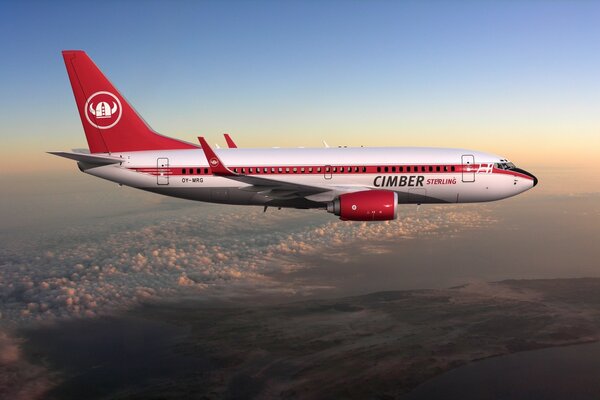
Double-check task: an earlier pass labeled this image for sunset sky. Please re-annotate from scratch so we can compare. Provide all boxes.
[1,1,599,175]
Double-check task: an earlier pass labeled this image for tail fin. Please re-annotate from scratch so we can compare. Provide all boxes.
[62,50,196,153]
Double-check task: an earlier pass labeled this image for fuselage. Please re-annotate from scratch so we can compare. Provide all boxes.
[82,146,537,209]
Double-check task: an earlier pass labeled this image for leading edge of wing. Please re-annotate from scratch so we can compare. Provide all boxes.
[227,174,371,202]
[197,136,367,201]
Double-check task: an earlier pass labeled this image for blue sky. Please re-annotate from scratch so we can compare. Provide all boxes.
[1,1,599,170]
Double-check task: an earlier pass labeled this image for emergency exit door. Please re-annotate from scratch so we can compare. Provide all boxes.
[157,158,169,185]
[461,155,475,182]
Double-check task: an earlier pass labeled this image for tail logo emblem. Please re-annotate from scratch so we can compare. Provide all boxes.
[209,158,219,167]
[85,91,122,129]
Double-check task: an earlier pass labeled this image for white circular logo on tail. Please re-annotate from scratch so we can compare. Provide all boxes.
[85,91,122,129]
[209,158,219,167]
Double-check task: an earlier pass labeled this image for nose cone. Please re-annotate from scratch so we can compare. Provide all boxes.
[513,168,538,187]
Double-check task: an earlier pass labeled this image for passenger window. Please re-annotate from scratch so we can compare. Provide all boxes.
[384,166,389,172]
[436,166,440,172]
[333,167,337,172]
[182,169,186,174]
[451,166,455,172]
[362,167,366,172]
[392,166,396,172]
[317,167,322,173]
[293,167,297,173]
[285,168,290,173]
[204,168,208,174]
[377,167,381,173]
[406,166,411,172]
[444,166,448,172]
[196,168,201,174]
[242,168,246,173]
[309,167,313,173]
[301,167,305,173]
[278,168,283,173]
[340,167,344,173]
[399,166,404,172]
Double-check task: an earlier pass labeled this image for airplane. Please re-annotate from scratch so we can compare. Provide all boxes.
[51,50,537,221]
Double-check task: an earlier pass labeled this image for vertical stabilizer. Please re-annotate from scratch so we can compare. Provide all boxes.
[62,50,197,153]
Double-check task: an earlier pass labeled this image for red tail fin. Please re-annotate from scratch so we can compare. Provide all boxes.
[62,50,196,153]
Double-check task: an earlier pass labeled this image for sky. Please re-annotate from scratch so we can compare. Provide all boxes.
[1,2,600,397]
[1,1,599,174]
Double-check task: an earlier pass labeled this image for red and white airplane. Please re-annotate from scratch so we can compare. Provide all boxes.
[52,51,537,221]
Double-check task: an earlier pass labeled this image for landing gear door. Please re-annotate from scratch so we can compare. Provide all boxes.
[461,155,475,183]
[157,157,169,185]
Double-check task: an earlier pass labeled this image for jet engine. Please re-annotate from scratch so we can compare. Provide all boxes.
[327,190,398,221]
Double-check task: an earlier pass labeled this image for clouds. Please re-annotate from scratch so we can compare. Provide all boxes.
[0,205,493,326]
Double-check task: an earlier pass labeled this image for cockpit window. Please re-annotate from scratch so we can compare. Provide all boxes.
[495,162,516,170]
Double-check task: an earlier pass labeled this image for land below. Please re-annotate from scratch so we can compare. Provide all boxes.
[18,278,600,399]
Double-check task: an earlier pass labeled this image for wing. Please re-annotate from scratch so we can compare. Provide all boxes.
[197,137,368,202]
[223,133,238,148]
[230,174,370,201]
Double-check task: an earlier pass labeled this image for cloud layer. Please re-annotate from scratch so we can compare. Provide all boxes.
[0,205,493,325]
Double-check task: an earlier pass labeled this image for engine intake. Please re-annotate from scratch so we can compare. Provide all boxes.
[327,190,398,221]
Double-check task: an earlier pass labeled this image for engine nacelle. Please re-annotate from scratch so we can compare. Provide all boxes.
[327,190,398,221]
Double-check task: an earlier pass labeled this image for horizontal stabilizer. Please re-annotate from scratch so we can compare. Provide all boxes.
[48,151,123,165]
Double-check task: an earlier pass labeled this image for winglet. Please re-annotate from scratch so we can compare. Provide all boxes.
[224,133,238,148]
[198,137,235,176]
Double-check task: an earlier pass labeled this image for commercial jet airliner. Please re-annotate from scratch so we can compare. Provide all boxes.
[51,51,537,221]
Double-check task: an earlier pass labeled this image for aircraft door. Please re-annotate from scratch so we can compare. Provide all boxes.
[461,155,475,183]
[157,157,169,185]
[324,165,332,180]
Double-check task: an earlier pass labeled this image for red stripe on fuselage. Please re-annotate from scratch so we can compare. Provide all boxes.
[127,164,533,181]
